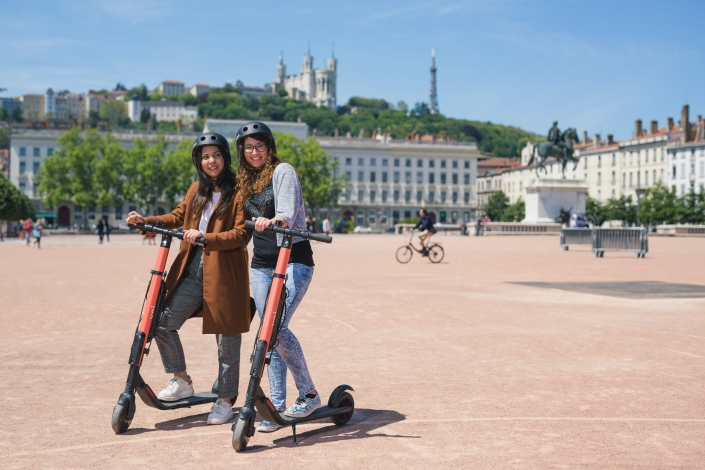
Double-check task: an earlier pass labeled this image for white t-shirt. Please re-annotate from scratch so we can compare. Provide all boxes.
[198,192,221,234]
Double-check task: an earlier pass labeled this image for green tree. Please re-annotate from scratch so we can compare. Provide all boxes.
[100,100,128,125]
[676,189,705,224]
[501,198,525,222]
[603,195,637,226]
[0,173,34,224]
[586,196,607,226]
[0,127,9,149]
[638,182,678,226]
[484,190,509,221]
[0,107,7,122]
[274,131,344,214]
[122,137,167,213]
[161,139,197,208]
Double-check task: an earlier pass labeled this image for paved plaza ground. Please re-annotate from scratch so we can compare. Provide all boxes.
[1,232,704,468]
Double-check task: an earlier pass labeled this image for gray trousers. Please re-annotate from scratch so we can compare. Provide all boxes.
[154,246,241,399]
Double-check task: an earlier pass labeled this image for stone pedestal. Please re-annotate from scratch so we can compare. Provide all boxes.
[523,178,588,224]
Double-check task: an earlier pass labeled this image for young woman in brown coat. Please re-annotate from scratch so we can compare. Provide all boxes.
[126,132,250,425]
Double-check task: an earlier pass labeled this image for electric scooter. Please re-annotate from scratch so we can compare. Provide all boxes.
[111,222,219,434]
[231,220,354,452]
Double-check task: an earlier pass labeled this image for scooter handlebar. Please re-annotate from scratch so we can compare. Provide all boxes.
[244,220,333,244]
[130,223,206,246]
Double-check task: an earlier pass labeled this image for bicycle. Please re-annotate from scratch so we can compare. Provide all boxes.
[395,230,444,264]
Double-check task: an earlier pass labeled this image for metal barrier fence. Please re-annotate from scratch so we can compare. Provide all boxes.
[592,228,648,258]
[560,228,592,250]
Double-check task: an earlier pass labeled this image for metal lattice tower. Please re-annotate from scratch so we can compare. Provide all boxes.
[429,48,438,114]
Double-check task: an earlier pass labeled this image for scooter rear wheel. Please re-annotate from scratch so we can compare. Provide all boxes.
[330,391,355,426]
[232,416,250,452]
[111,403,132,434]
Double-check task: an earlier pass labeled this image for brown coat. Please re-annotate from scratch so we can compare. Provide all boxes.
[145,182,251,334]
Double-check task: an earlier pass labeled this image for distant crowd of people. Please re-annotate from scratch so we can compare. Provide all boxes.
[15,218,43,248]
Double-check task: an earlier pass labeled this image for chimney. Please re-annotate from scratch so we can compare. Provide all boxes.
[634,119,643,137]
[650,120,658,134]
[667,117,674,132]
[607,134,614,145]
[681,105,691,142]
[593,133,601,146]
[582,130,588,144]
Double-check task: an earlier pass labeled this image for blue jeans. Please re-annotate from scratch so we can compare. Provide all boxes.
[251,263,315,411]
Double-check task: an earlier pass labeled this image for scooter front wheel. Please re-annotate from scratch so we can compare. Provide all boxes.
[111,403,132,434]
[232,416,250,452]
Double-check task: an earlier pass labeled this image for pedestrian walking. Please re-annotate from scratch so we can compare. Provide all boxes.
[322,217,331,236]
[32,219,43,249]
[311,216,317,233]
[97,219,105,244]
[22,218,32,246]
[305,216,312,232]
[102,218,110,243]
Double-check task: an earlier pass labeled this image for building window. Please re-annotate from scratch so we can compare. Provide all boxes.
[380,210,388,224]
[584,157,588,169]
[452,173,458,184]
[358,158,364,166]
[452,191,458,203]
[75,208,82,220]
[392,210,400,223]
[382,190,388,203]
[519,181,522,191]
[345,189,351,201]
[19,147,26,156]
[440,160,446,168]
[441,191,447,202]
[382,159,388,167]
[345,157,351,165]
[370,190,376,203]
[429,160,435,168]
[681,184,685,195]
[405,190,411,202]
[597,190,601,202]
[416,190,422,202]
[356,210,364,225]
[368,210,376,224]
[417,172,423,184]
[405,172,411,183]
[394,171,400,183]
[394,190,400,202]
[417,159,423,168]
[611,171,615,184]
[660,169,664,182]
[660,149,664,161]
[464,192,470,203]
[597,172,601,186]
[358,171,364,182]
[429,191,435,201]
[115,205,123,220]
[598,155,602,168]
[33,147,40,157]
[622,173,626,188]
[345,171,351,182]
[404,210,411,220]
[405,159,411,167]
[370,158,376,166]
[357,189,365,202]
[452,160,458,169]
[464,161,469,169]
[33,161,40,173]
[382,172,388,183]
[429,173,435,184]
[629,172,633,188]
[611,154,615,166]
[370,172,376,182]
[19,161,26,174]
[681,164,685,179]
[700,161,705,177]
[440,173,446,184]
[47,148,54,156]
[394,158,400,167]
[464,174,470,185]
[88,207,96,219]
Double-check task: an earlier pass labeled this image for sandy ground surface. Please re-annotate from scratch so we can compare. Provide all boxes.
[1,232,704,469]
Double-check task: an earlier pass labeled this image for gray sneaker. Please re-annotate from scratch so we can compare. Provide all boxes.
[206,398,233,425]
[283,393,321,418]
[257,420,283,433]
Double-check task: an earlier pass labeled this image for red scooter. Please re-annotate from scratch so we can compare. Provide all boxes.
[111,223,218,434]
[231,221,354,451]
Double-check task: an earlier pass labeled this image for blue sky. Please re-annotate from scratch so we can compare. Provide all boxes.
[1,0,703,139]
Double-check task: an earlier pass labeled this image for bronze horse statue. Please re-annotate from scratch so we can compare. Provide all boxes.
[527,128,580,178]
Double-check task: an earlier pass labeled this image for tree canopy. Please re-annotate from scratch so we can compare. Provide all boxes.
[0,173,35,221]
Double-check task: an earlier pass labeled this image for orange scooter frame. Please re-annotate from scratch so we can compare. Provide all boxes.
[111,223,217,434]
[231,220,354,452]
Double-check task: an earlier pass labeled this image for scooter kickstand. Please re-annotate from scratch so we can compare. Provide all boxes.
[292,423,298,445]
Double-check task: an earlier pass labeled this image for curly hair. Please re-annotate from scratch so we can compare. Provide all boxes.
[234,133,282,204]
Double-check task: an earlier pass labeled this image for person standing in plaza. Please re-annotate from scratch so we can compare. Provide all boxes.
[234,121,321,433]
[126,132,251,426]
[22,218,32,246]
[32,219,43,249]
[97,219,105,244]
[102,218,110,243]
[322,217,331,236]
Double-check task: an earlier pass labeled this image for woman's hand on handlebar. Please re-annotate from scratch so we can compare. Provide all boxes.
[183,229,205,245]
[126,211,146,226]
[252,216,287,232]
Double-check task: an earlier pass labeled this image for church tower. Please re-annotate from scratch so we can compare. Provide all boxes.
[429,48,439,115]
[275,52,286,87]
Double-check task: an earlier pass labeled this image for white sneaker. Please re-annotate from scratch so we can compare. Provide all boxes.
[283,393,321,418]
[157,376,194,402]
[207,398,234,425]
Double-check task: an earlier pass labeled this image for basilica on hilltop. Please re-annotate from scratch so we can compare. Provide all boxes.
[267,48,337,110]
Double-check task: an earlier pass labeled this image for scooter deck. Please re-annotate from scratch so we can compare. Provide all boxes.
[258,403,352,426]
[157,392,218,409]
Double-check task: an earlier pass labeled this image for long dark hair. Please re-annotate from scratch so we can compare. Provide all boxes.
[234,133,281,203]
[191,146,237,222]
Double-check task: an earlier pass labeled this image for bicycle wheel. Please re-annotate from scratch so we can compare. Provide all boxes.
[428,244,444,263]
[396,245,413,263]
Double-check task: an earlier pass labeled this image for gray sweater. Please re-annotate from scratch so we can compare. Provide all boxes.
[272,163,307,245]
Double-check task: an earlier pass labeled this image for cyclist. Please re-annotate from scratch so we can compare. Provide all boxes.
[234,121,320,433]
[412,208,436,253]
[125,132,251,426]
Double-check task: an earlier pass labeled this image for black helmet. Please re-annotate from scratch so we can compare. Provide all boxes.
[235,121,273,143]
[192,132,231,168]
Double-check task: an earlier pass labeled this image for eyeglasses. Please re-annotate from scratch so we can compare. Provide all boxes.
[244,143,267,154]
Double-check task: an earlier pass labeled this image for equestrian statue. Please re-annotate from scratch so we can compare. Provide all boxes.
[527,121,580,178]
